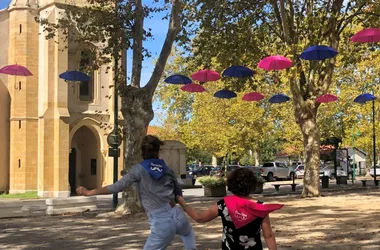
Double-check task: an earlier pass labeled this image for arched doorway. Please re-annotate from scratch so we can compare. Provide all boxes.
[69,126,101,195]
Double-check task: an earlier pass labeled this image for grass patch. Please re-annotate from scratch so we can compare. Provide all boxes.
[0,191,39,199]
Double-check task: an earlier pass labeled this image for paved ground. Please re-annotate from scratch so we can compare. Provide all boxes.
[1,182,380,250]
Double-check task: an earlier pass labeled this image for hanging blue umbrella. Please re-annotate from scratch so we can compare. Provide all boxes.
[300,45,338,60]
[354,93,376,104]
[164,74,192,84]
[214,89,237,99]
[59,71,90,81]
[222,66,254,78]
[268,94,291,103]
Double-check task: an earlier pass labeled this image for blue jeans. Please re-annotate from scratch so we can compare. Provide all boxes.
[144,204,196,250]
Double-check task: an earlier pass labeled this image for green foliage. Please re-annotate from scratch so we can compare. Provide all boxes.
[0,192,38,199]
[157,1,380,196]
[257,176,266,185]
[187,148,213,164]
[197,176,226,187]
[239,153,254,166]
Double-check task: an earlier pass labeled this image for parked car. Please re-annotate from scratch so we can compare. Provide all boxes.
[209,166,221,176]
[319,165,347,179]
[260,162,295,181]
[295,165,305,178]
[210,165,240,177]
[189,165,214,185]
[370,166,380,177]
[186,164,199,173]
[243,165,262,178]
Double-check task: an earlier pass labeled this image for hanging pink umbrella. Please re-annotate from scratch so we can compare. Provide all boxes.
[257,55,292,71]
[316,94,338,103]
[0,64,32,76]
[242,92,265,102]
[180,83,206,93]
[191,69,221,82]
[350,28,380,43]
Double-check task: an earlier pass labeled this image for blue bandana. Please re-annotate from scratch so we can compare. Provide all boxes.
[140,158,168,180]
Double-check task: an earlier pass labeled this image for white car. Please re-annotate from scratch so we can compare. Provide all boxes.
[260,162,295,181]
[370,166,380,177]
[320,165,347,179]
[295,165,304,178]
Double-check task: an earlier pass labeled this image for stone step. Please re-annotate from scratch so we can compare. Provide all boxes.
[46,196,97,215]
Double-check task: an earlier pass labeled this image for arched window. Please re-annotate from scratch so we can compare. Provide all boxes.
[79,49,94,101]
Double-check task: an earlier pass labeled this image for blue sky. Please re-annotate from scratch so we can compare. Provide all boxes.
[0,0,167,125]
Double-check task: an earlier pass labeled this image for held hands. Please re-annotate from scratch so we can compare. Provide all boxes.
[76,186,89,196]
[176,195,187,208]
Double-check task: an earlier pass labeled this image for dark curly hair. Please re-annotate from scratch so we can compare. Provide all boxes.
[141,135,164,159]
[227,168,257,197]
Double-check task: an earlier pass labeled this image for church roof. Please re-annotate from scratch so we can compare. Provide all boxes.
[9,0,38,8]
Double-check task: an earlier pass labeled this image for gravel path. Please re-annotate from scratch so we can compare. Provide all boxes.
[1,188,380,249]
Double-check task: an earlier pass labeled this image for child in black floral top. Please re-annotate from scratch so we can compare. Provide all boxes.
[178,168,282,250]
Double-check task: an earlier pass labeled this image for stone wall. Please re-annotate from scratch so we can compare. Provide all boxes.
[0,9,9,193]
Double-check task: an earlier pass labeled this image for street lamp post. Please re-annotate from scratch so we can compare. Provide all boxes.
[372,99,378,186]
[106,56,122,208]
[106,0,122,209]
[351,131,361,182]
[354,92,378,186]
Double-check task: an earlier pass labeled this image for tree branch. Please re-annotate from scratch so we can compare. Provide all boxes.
[337,1,367,35]
[145,0,182,94]
[279,0,291,42]
[131,0,144,88]
[317,0,332,40]
[270,1,284,39]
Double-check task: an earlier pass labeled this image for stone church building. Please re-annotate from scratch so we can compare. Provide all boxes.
[0,0,125,197]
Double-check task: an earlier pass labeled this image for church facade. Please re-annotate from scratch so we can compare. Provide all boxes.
[0,0,124,197]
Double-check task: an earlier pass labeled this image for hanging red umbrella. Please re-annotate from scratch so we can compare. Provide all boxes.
[180,83,206,93]
[0,64,32,76]
[191,69,221,82]
[316,94,338,103]
[350,28,380,43]
[257,55,292,71]
[242,92,265,102]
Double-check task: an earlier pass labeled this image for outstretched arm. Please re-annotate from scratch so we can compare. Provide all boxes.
[261,215,277,250]
[177,196,218,223]
[77,165,142,196]
[77,186,110,196]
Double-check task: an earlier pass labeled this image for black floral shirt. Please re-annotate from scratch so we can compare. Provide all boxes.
[217,199,264,250]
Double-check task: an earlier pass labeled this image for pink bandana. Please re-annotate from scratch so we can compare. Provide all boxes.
[224,196,283,229]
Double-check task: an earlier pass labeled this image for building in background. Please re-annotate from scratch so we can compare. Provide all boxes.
[0,0,124,197]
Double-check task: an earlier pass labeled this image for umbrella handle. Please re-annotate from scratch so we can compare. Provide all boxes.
[14,78,21,90]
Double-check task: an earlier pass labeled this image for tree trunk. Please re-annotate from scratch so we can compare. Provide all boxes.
[116,87,154,214]
[297,107,321,197]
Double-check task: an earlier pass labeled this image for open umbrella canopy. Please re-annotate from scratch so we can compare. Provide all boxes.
[59,71,90,82]
[0,64,32,76]
[180,83,206,93]
[316,94,338,103]
[257,55,292,71]
[268,94,291,103]
[300,45,338,60]
[222,66,254,78]
[164,74,192,84]
[350,28,380,43]
[191,69,221,82]
[354,93,376,104]
[214,89,237,99]
[242,92,265,102]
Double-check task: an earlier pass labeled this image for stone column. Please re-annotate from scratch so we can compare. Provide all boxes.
[37,6,70,197]
[8,6,39,194]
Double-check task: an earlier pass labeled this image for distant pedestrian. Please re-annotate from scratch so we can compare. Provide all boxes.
[77,135,196,250]
[177,168,282,250]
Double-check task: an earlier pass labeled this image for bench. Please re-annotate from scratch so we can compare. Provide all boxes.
[361,180,380,187]
[273,184,298,192]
